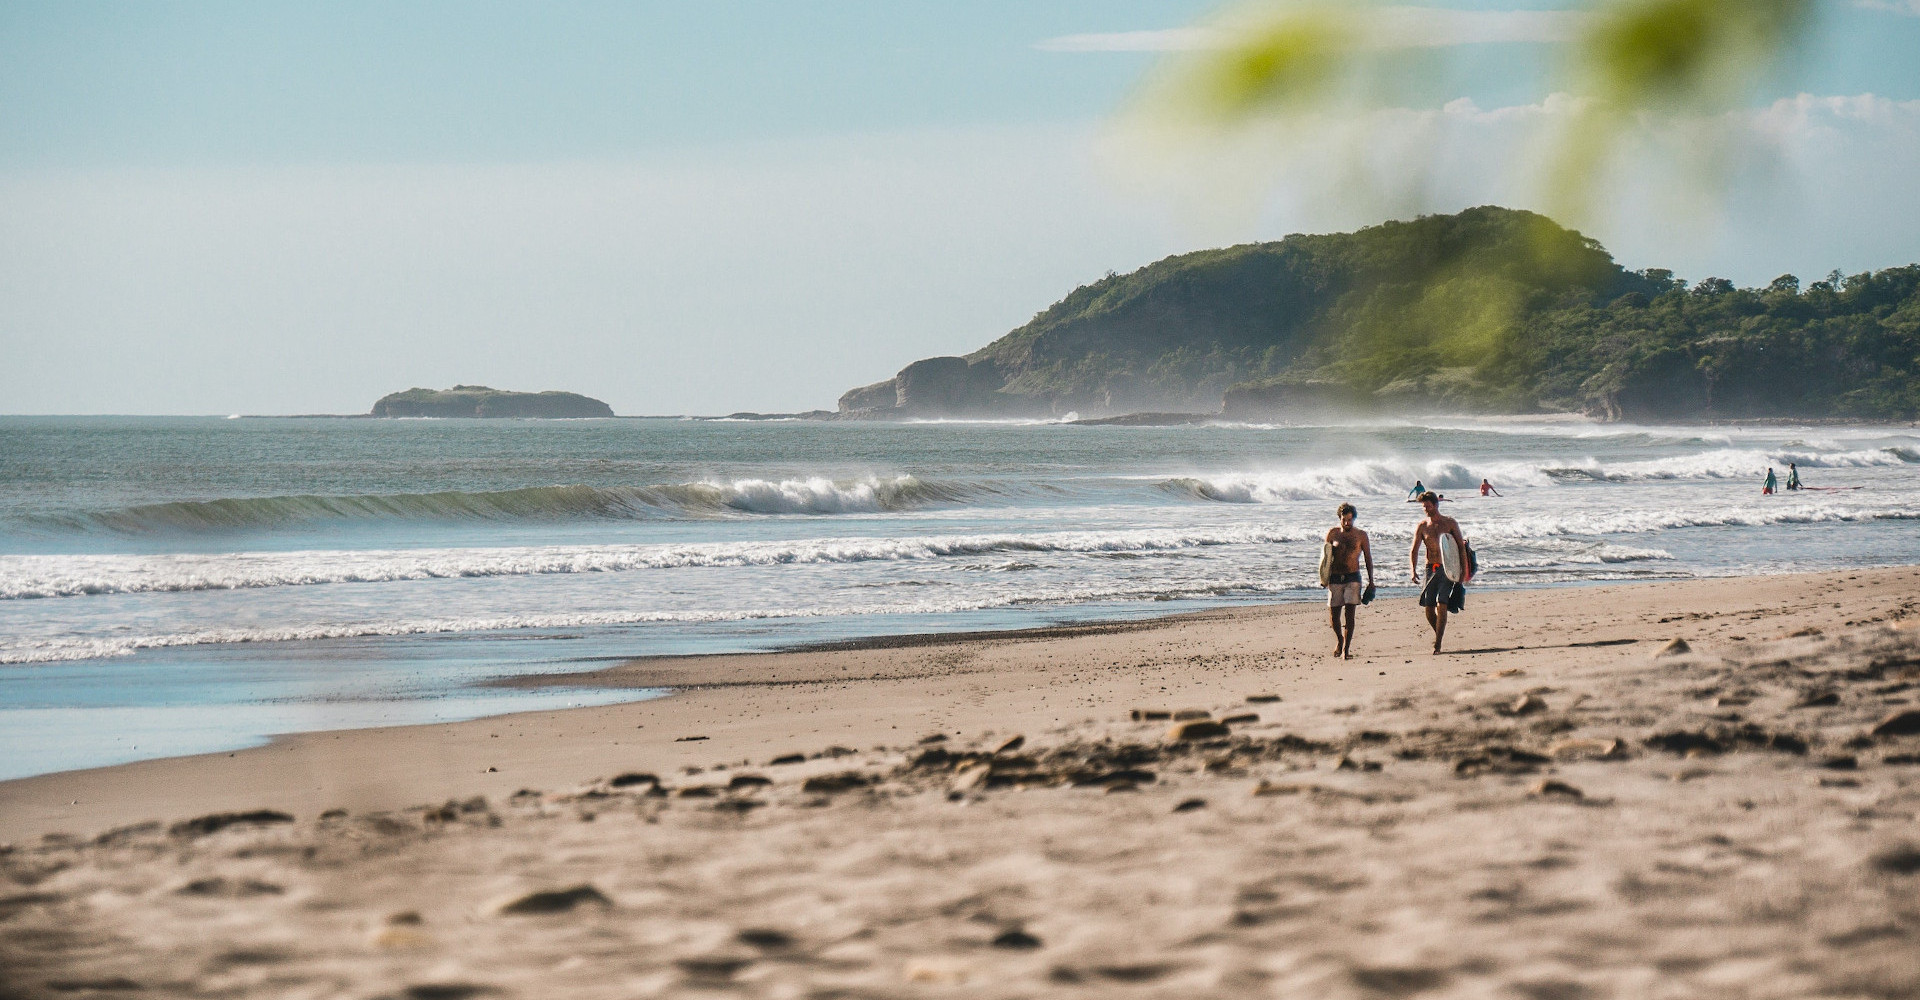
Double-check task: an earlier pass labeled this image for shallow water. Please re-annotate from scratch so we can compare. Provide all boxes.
[3,414,1916,778]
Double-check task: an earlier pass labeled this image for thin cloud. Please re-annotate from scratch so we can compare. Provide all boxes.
[1036,6,1590,53]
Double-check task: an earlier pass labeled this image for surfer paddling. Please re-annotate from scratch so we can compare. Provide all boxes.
[1409,491,1469,654]
[1323,503,1374,660]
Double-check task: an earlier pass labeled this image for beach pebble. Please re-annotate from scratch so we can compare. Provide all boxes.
[1246,694,1281,703]
[1168,720,1230,741]
[1130,709,1172,721]
[992,928,1044,949]
[801,772,871,794]
[608,772,658,788]
[1549,738,1621,760]
[676,957,753,981]
[768,754,806,766]
[1529,779,1584,799]
[1504,694,1547,716]
[1655,638,1692,657]
[950,762,991,793]
[994,735,1025,754]
[727,774,772,790]
[1220,713,1258,725]
[176,877,283,898]
[1869,709,1920,738]
[494,884,611,916]
[737,928,793,950]
[1869,844,1920,875]
[1172,798,1207,812]
[1171,709,1212,721]
[168,810,294,838]
[1251,780,1304,797]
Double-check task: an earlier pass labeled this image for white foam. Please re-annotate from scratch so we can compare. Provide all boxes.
[1169,444,1915,503]
[0,574,1309,664]
[0,525,1314,601]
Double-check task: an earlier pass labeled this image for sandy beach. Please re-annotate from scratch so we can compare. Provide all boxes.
[4,567,1920,998]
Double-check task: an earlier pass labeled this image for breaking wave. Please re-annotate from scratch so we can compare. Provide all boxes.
[1166,445,1917,502]
[0,525,1314,601]
[0,575,1304,664]
[33,476,984,534]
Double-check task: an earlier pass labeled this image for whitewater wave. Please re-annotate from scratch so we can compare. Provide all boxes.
[1162,458,1550,503]
[1542,446,1915,482]
[1168,445,1917,503]
[29,476,983,534]
[0,576,1303,664]
[0,525,1315,600]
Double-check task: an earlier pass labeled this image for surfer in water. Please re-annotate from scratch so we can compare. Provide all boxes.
[1324,503,1374,660]
[1410,491,1469,654]
[1787,463,1801,490]
[1407,480,1426,500]
[1764,467,1777,495]
[1479,478,1501,497]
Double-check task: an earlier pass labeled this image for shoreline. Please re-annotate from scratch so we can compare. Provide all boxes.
[6,567,1918,996]
[4,565,1915,845]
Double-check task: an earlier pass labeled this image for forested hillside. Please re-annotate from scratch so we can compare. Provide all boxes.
[837,207,1920,421]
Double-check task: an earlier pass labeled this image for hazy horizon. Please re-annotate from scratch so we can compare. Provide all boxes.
[6,1,1920,416]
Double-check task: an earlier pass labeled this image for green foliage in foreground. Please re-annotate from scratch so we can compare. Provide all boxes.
[963,206,1920,420]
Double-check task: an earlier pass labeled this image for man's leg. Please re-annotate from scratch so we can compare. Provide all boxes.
[1329,604,1344,657]
[1341,604,1357,659]
[1431,606,1448,653]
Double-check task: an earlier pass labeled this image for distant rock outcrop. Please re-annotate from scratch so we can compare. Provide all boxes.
[836,357,1041,418]
[371,386,614,418]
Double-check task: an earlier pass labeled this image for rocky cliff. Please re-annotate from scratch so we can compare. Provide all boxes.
[371,386,615,418]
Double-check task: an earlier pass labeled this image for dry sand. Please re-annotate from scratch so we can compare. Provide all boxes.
[3,568,1920,998]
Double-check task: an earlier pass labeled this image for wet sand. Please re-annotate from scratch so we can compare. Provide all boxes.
[3,567,1919,998]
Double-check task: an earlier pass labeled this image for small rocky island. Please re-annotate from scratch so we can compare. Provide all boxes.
[370,385,615,418]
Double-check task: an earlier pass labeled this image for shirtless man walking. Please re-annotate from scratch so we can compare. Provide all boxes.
[1324,503,1374,659]
[1408,491,1469,654]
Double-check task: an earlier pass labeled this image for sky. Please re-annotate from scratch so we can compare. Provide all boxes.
[3,1,1919,415]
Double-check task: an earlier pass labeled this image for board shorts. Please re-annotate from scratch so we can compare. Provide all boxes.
[1419,565,1466,612]
[1327,571,1363,608]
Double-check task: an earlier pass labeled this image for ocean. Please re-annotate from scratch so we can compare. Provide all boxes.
[3,414,1916,779]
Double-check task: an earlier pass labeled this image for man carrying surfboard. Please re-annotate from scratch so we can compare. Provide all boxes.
[1409,491,1469,655]
[1322,502,1374,660]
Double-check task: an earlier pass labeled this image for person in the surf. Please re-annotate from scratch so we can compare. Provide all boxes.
[1786,463,1801,490]
[1479,478,1501,497]
[1407,479,1426,500]
[1409,491,1469,654]
[1764,467,1777,495]
[1324,503,1374,660]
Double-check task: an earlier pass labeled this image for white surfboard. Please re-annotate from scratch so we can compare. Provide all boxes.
[1317,541,1334,586]
[1440,533,1467,584]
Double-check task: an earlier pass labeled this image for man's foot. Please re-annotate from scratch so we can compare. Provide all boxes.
[1432,640,1443,654]
[1331,642,1345,658]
